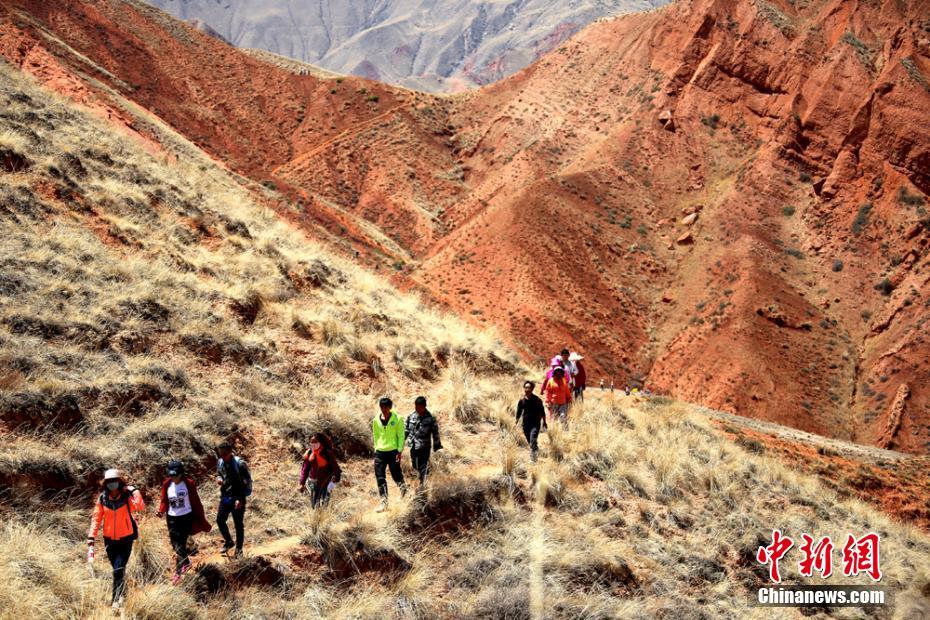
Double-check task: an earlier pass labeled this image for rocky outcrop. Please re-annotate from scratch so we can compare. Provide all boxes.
[876,384,909,450]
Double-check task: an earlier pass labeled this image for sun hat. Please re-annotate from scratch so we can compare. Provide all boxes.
[103,468,123,481]
[569,352,584,361]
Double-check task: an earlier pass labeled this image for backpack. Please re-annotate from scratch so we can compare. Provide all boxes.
[218,456,253,497]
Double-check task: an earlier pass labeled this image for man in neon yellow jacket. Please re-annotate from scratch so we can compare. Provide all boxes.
[372,397,407,511]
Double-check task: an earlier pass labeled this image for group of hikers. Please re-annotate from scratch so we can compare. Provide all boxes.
[86,395,443,609]
[86,350,589,609]
[516,348,586,460]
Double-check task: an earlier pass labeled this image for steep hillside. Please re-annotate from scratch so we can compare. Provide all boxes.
[3,23,930,620]
[2,0,929,455]
[145,0,667,91]
[432,0,930,451]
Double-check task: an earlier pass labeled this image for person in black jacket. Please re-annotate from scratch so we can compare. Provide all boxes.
[516,380,547,462]
[405,396,442,485]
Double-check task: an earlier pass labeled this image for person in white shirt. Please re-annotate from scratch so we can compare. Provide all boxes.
[156,460,211,583]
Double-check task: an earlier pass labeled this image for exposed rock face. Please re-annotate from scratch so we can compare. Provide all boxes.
[876,384,910,450]
[3,0,930,453]
[144,0,667,92]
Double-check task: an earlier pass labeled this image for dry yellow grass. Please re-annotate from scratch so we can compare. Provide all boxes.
[1,60,930,620]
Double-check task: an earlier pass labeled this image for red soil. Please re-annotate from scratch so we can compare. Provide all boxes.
[717,421,930,531]
[3,0,930,454]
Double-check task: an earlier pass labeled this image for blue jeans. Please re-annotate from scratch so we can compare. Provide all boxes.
[217,497,245,550]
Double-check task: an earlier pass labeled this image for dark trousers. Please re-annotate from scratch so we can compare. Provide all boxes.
[217,498,245,550]
[166,513,193,573]
[309,481,331,508]
[573,386,585,401]
[410,447,432,483]
[103,537,133,604]
[374,450,406,498]
[523,425,541,459]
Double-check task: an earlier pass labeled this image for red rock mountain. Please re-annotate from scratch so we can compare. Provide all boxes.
[2,0,929,453]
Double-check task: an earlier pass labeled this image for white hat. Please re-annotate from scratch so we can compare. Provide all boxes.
[569,352,583,361]
[103,468,123,481]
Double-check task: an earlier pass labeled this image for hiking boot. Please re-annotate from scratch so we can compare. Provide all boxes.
[375,499,387,513]
[171,572,183,586]
[530,451,538,463]
[111,596,124,611]
[234,547,243,558]
[220,541,235,555]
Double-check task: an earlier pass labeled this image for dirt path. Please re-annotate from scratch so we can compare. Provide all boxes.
[695,406,910,463]
[272,104,409,174]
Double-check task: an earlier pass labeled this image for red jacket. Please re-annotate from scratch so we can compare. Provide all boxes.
[575,361,586,388]
[299,447,342,488]
[158,477,211,535]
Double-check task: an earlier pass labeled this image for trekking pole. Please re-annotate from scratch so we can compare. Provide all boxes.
[86,543,95,578]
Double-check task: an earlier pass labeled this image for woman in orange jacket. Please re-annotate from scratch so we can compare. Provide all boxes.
[543,366,573,424]
[87,468,145,610]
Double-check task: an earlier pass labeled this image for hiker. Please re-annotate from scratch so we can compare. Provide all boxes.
[559,348,577,389]
[405,396,443,485]
[539,357,565,395]
[215,442,252,557]
[516,380,547,461]
[570,352,586,401]
[87,468,145,611]
[156,460,211,584]
[372,397,406,511]
[599,379,605,390]
[544,366,573,424]
[298,432,342,508]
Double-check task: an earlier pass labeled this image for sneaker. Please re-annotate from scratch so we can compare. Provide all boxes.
[111,596,124,610]
[220,542,235,555]
[234,547,243,558]
[375,499,387,513]
[171,572,182,586]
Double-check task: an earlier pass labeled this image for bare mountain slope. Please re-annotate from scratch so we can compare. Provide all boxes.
[145,0,667,91]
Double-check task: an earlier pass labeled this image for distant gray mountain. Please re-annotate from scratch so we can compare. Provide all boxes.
[145,0,667,91]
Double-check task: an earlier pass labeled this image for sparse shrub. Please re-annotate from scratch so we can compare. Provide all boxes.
[874,278,894,296]
[898,185,925,207]
[852,202,872,234]
[799,172,812,183]
[700,113,721,129]
[781,206,795,216]
[832,259,844,272]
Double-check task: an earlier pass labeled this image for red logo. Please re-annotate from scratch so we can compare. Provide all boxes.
[798,534,834,578]
[757,531,882,583]
[842,533,882,581]
[756,529,794,583]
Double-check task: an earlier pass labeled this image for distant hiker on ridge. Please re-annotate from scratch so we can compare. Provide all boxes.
[405,396,443,486]
[516,380,547,462]
[372,397,407,512]
[544,366,572,424]
[156,459,211,585]
[215,442,252,557]
[87,468,145,611]
[298,432,342,508]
